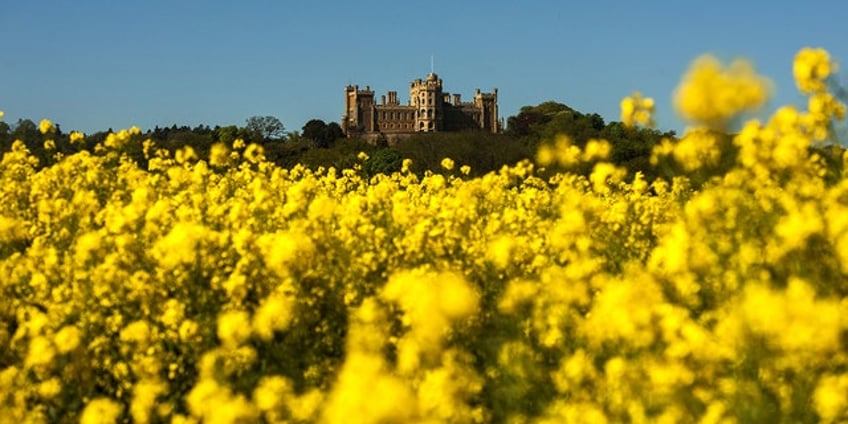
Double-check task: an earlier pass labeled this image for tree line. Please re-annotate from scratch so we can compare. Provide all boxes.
[2,104,843,184]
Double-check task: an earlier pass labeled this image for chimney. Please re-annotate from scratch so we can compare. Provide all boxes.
[453,94,461,105]
[381,95,386,105]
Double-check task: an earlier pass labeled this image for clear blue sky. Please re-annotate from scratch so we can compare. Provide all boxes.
[2,1,847,135]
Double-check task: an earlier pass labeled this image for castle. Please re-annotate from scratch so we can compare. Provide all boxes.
[342,73,502,142]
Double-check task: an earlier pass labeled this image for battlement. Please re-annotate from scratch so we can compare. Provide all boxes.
[345,84,374,96]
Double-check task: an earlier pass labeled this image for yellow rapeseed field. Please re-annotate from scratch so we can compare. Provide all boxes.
[1,48,847,423]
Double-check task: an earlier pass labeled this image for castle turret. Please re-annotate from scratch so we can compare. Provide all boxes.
[410,73,444,132]
[474,87,499,133]
[342,84,376,135]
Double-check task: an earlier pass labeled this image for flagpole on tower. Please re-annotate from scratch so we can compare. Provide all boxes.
[431,55,434,74]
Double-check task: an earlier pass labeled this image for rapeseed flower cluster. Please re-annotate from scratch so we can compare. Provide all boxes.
[673,54,772,129]
[1,47,848,423]
[620,92,655,128]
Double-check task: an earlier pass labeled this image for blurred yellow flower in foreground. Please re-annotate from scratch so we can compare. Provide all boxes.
[674,55,771,129]
[621,92,655,128]
[794,47,836,94]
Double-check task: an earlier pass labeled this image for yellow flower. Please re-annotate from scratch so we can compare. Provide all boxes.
[53,325,81,353]
[160,299,185,330]
[175,146,197,164]
[25,336,56,368]
[487,236,514,269]
[674,55,771,129]
[121,321,151,345]
[244,143,265,163]
[742,279,842,353]
[80,397,123,424]
[620,92,655,127]
[39,118,55,134]
[672,128,721,171]
[209,142,231,167]
[322,351,416,423]
[794,47,835,94]
[252,293,296,341]
[253,375,293,412]
[583,139,612,161]
[217,310,252,346]
[151,222,207,269]
[131,379,167,424]
[537,134,582,167]
[589,162,626,193]
[441,157,455,170]
[37,378,62,399]
[69,131,85,144]
[814,374,848,422]
[178,320,200,343]
[257,230,315,277]
[382,268,478,363]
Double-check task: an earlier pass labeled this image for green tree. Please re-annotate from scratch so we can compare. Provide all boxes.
[325,122,344,145]
[506,102,575,138]
[302,119,345,148]
[0,121,10,144]
[246,115,286,142]
[364,149,403,176]
[11,119,39,145]
[215,125,240,145]
[302,119,328,147]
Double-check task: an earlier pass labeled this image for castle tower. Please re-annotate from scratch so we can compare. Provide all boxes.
[410,73,444,132]
[474,87,499,133]
[342,85,376,134]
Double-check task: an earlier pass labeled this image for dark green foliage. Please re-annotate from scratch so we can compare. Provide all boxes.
[296,138,377,171]
[513,101,676,181]
[392,131,533,177]
[302,119,345,149]
[364,149,403,177]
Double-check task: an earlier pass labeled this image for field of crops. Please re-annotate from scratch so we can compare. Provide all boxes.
[2,48,848,423]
